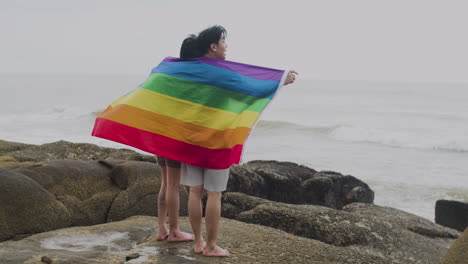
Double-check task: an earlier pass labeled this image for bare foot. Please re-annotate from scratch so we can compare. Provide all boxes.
[156,226,169,241]
[194,239,206,254]
[203,245,229,257]
[156,233,168,241]
[167,230,194,242]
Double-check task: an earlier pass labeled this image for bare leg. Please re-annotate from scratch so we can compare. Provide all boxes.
[188,185,206,253]
[156,165,168,240]
[166,166,194,242]
[204,191,229,257]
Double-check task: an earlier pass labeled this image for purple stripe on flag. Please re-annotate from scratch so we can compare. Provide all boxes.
[162,57,284,82]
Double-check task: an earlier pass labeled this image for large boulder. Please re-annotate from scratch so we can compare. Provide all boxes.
[222,192,459,264]
[9,160,122,226]
[103,160,188,222]
[228,160,374,209]
[0,160,188,242]
[0,168,71,241]
[435,199,468,232]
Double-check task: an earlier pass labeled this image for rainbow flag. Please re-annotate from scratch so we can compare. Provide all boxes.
[92,57,286,169]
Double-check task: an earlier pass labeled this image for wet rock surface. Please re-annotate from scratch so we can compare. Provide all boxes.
[0,216,411,264]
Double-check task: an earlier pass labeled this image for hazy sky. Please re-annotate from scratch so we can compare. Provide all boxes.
[1,0,467,82]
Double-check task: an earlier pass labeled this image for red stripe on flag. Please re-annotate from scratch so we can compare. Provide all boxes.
[92,118,242,169]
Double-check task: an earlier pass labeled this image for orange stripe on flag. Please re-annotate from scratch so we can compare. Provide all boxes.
[98,104,251,149]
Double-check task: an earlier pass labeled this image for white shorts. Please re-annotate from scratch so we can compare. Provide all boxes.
[180,163,230,192]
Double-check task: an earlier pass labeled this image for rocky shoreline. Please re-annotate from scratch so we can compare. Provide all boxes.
[0,139,466,263]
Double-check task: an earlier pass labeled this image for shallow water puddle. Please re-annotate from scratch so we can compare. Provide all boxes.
[38,231,198,262]
[40,231,130,252]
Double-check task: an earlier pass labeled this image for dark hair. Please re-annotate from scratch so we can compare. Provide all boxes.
[179,25,227,59]
[179,34,199,58]
[196,25,226,56]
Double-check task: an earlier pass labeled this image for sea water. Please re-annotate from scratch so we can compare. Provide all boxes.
[1,73,467,221]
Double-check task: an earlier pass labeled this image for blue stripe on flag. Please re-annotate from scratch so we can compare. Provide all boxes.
[150,61,280,99]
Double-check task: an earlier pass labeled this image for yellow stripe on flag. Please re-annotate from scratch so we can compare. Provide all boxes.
[114,88,260,130]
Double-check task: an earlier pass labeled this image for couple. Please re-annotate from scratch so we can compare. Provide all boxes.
[154,25,297,257]
[92,25,297,258]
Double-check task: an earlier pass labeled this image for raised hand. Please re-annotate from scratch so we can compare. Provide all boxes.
[284,70,298,85]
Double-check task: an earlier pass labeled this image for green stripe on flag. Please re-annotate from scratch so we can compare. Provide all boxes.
[139,73,271,114]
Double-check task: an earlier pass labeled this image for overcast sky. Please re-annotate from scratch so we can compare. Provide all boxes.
[1,0,467,82]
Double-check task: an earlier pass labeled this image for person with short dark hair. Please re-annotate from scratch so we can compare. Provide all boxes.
[178,25,297,257]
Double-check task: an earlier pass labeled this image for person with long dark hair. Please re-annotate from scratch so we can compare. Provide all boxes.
[154,156,194,242]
